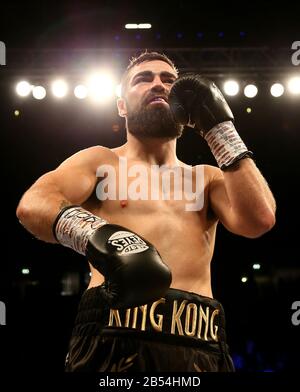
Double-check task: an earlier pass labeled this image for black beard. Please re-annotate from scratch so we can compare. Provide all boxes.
[127,103,183,139]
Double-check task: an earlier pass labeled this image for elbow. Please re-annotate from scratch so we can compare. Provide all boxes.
[243,212,276,239]
[16,198,32,226]
[16,202,27,224]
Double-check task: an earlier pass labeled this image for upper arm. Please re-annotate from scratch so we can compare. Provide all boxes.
[30,146,107,205]
[207,166,240,235]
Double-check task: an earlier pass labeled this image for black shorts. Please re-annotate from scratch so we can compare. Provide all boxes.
[65,285,235,372]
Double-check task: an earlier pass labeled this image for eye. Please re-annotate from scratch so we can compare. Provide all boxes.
[162,77,176,84]
[134,75,152,85]
[134,77,143,83]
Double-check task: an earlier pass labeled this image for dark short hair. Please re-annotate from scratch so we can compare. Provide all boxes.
[120,50,178,97]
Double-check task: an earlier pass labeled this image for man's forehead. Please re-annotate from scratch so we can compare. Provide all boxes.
[129,60,178,80]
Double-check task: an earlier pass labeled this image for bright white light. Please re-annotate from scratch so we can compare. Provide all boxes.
[241,276,248,283]
[287,76,300,95]
[22,268,30,275]
[138,24,151,29]
[253,263,261,270]
[270,83,284,97]
[32,86,46,100]
[223,80,239,96]
[51,80,68,98]
[74,85,88,99]
[246,107,252,113]
[16,81,32,97]
[115,84,122,98]
[125,23,151,29]
[244,84,258,98]
[125,24,138,29]
[88,73,115,102]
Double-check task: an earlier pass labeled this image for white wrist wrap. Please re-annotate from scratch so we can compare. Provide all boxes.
[204,121,250,169]
[54,206,107,255]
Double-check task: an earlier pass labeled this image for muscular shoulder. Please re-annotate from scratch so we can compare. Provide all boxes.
[65,145,114,161]
[202,164,222,180]
[192,164,222,185]
[58,145,117,171]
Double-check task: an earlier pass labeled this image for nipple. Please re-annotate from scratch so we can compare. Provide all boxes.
[120,200,128,208]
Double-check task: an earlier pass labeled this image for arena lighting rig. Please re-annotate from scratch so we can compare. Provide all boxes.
[14,75,300,101]
[9,45,299,104]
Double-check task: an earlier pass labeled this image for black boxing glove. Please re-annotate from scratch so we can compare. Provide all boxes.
[53,206,172,309]
[86,224,171,308]
[169,74,253,169]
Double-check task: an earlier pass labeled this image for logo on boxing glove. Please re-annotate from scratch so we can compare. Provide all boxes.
[108,231,149,255]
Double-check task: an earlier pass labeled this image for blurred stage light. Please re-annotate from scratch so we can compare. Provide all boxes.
[74,85,88,99]
[287,76,300,95]
[61,271,80,296]
[14,110,20,116]
[241,276,248,283]
[16,81,31,97]
[223,80,239,96]
[88,72,115,102]
[246,107,252,113]
[51,79,68,98]
[244,84,258,98]
[32,85,46,100]
[125,24,138,29]
[270,83,284,97]
[22,268,30,275]
[125,23,151,29]
[138,24,151,29]
[253,263,261,270]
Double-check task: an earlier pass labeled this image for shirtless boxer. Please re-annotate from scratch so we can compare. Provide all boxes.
[16,51,276,372]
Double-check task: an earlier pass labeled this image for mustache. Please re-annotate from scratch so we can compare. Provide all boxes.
[143,93,169,106]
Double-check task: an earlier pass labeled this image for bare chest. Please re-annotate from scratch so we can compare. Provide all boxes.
[83,163,214,261]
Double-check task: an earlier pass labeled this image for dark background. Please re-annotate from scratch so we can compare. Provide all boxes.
[0,0,299,376]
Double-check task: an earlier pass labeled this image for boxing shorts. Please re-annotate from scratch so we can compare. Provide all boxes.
[65,285,235,372]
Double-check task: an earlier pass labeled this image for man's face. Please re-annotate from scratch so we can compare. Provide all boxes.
[118,60,184,139]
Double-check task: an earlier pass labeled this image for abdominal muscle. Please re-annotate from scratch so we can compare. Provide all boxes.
[84,200,218,298]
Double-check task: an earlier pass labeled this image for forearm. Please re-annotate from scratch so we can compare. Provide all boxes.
[16,185,71,243]
[223,158,276,228]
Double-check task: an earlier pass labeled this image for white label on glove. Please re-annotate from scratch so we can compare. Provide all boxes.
[108,231,149,255]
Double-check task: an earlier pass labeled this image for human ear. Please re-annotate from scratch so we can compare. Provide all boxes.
[117,98,127,117]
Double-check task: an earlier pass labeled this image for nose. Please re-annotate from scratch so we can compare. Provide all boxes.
[150,75,167,92]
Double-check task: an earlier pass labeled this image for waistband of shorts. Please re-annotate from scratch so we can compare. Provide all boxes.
[72,285,228,346]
